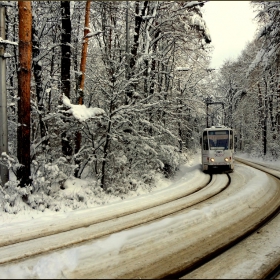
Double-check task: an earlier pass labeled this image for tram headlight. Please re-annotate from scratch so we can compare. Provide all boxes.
[209,158,215,162]
[224,157,229,162]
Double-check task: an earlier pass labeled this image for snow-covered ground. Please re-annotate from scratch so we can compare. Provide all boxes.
[1,151,279,225]
[235,152,280,171]
[0,153,201,225]
[0,152,279,279]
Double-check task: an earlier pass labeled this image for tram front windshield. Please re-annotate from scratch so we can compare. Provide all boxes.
[208,130,229,150]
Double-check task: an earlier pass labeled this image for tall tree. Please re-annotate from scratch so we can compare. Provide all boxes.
[74,0,91,177]
[61,1,72,158]
[17,1,32,189]
[32,10,49,152]
[77,0,91,105]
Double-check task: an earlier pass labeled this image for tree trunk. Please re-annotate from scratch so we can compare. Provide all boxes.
[129,1,148,93]
[130,1,148,70]
[263,77,268,156]
[61,1,72,158]
[32,20,49,152]
[74,0,91,178]
[17,1,32,190]
[257,82,266,155]
[77,0,90,105]
[100,113,112,190]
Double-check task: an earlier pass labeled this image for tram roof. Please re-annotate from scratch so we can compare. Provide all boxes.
[203,126,233,131]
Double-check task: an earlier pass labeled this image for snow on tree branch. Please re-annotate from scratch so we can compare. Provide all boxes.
[185,1,206,9]
[62,95,105,122]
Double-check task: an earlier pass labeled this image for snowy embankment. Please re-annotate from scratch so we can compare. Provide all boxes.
[235,152,280,171]
[0,158,280,278]
[0,154,202,224]
[0,156,209,247]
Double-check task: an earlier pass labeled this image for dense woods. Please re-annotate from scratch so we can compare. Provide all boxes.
[0,1,279,213]
[217,1,280,158]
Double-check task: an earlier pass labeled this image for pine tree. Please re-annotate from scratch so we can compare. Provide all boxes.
[17,1,32,191]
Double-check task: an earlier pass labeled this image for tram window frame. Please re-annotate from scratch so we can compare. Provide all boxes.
[203,131,209,150]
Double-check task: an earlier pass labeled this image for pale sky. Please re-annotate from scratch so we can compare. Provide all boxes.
[202,1,258,69]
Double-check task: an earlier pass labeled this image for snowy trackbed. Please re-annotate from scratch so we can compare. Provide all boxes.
[182,157,280,279]
[0,169,211,248]
[0,159,280,278]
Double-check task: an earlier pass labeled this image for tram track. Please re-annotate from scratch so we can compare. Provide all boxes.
[0,168,229,266]
[180,158,280,279]
[0,158,279,279]
[61,160,280,279]
[87,161,280,279]
[0,170,211,248]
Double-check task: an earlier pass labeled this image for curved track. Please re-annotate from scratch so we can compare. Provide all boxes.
[180,158,280,279]
[0,158,279,279]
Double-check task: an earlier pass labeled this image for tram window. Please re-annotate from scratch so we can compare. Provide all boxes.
[208,130,229,150]
[203,131,208,150]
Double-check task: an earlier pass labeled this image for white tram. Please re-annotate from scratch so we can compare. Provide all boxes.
[201,126,234,173]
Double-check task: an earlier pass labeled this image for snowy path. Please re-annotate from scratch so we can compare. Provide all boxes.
[182,211,280,279]
[182,159,280,279]
[0,159,280,279]
[0,171,214,265]
[235,156,280,175]
[0,168,210,248]
[235,155,280,172]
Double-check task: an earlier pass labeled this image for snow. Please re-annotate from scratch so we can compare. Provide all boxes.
[236,152,280,171]
[176,67,190,71]
[0,153,200,225]
[0,152,279,278]
[186,1,202,9]
[0,37,18,46]
[84,31,103,38]
[62,95,105,122]
[0,249,78,279]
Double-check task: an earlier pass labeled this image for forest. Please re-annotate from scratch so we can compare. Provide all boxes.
[0,1,279,214]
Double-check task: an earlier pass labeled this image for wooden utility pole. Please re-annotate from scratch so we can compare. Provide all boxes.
[0,2,8,185]
[17,1,32,188]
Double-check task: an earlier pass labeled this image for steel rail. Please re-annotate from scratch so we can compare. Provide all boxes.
[180,158,280,279]
[0,170,210,248]
[0,159,278,279]
[0,172,230,267]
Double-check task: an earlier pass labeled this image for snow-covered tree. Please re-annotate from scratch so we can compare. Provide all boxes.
[1,1,213,211]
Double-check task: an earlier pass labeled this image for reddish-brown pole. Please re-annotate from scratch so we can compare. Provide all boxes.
[17,1,32,188]
[78,0,91,104]
[75,1,91,177]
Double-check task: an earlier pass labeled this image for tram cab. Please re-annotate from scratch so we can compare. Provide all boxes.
[201,126,234,173]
